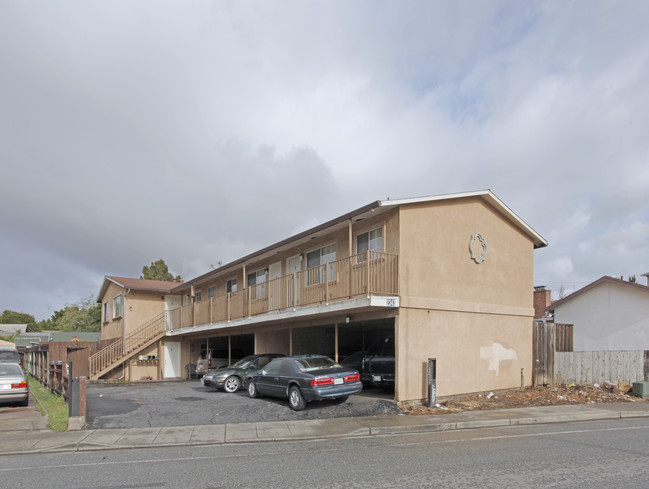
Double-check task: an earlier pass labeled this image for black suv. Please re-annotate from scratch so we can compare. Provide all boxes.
[361,336,394,389]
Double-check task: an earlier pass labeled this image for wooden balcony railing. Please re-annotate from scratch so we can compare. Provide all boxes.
[89,312,167,379]
[167,251,398,332]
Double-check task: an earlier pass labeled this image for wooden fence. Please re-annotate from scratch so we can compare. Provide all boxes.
[554,350,649,385]
[532,322,573,386]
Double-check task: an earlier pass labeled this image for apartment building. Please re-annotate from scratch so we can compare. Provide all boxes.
[93,190,547,402]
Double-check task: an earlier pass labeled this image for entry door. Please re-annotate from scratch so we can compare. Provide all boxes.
[286,255,302,307]
[163,341,181,378]
[268,261,282,311]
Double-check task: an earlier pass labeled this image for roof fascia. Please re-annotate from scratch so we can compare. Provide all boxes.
[96,277,125,303]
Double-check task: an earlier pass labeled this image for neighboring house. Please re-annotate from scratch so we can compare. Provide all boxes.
[0,324,28,336]
[92,190,547,402]
[14,331,102,349]
[547,276,649,351]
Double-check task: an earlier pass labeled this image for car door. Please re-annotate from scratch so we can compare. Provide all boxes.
[255,359,282,397]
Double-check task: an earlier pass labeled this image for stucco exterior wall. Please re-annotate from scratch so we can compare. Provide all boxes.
[553,283,649,351]
[395,198,536,400]
[100,282,124,340]
[396,308,532,399]
[123,290,167,336]
[256,330,291,355]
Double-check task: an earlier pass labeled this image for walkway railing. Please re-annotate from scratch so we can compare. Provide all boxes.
[89,312,167,379]
[168,251,398,332]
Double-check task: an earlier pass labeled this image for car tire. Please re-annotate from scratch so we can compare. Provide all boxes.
[248,380,259,398]
[21,397,29,407]
[288,386,306,411]
[224,376,240,393]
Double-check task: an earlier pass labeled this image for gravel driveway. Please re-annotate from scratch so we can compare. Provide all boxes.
[86,380,400,429]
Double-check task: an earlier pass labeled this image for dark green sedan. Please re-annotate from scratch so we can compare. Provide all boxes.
[202,354,285,393]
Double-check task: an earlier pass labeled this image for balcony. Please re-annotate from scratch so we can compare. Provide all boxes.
[166,251,398,332]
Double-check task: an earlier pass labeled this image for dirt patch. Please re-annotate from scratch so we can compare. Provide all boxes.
[402,382,645,415]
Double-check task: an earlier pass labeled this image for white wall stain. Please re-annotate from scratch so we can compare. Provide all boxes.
[480,343,517,376]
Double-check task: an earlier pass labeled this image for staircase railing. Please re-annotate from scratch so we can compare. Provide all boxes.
[89,311,167,378]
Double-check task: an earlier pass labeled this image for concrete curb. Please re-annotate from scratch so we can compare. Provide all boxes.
[2,404,649,457]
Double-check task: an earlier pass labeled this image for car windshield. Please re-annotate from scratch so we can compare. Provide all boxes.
[0,364,23,376]
[296,357,340,372]
[232,355,256,368]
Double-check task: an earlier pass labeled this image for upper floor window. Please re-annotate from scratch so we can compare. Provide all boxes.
[113,295,122,319]
[247,269,267,300]
[208,286,217,298]
[357,228,383,262]
[194,291,202,303]
[306,244,337,284]
[103,302,109,323]
[227,279,238,293]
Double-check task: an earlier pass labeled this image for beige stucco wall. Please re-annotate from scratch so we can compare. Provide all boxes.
[396,198,536,401]
[396,308,532,399]
[100,282,124,340]
[127,343,161,381]
[255,329,291,355]
[123,290,167,336]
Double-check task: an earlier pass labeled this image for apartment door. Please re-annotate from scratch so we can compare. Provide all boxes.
[286,255,302,307]
[163,341,181,379]
[268,261,282,311]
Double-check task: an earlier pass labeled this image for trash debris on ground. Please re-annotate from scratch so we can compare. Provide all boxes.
[402,382,644,415]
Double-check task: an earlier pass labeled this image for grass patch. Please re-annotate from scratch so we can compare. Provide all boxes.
[27,376,68,431]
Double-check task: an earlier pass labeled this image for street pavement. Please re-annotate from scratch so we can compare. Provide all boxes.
[1,401,648,457]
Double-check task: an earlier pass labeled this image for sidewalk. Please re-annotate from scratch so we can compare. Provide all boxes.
[1,402,648,456]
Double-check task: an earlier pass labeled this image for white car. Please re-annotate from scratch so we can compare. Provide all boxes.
[0,362,28,406]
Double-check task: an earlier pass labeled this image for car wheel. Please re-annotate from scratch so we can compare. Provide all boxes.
[288,386,306,411]
[248,380,259,398]
[224,376,240,393]
[21,397,29,407]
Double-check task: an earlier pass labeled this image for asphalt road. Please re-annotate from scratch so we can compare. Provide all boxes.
[86,380,399,429]
[2,418,649,488]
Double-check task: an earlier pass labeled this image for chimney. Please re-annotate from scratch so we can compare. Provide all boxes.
[533,286,552,319]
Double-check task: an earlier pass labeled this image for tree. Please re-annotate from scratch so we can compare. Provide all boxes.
[141,259,182,282]
[0,310,39,332]
[38,297,101,332]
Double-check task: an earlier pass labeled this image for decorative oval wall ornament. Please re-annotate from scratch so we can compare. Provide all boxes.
[469,233,488,264]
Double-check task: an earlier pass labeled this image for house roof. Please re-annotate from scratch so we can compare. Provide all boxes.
[97,276,181,302]
[175,189,548,291]
[546,276,649,312]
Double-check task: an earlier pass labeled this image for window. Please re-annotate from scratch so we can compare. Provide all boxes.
[226,279,238,293]
[208,286,217,299]
[103,302,109,323]
[306,243,337,284]
[194,291,202,303]
[113,295,122,319]
[357,227,383,255]
[247,269,267,299]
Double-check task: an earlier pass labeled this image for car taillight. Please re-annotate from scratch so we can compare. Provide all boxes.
[344,373,360,383]
[12,382,27,389]
[311,377,334,386]
[208,359,211,367]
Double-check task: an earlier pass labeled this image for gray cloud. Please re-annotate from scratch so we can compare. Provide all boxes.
[1,1,648,318]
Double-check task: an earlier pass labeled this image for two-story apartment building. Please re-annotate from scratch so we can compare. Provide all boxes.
[92,190,547,402]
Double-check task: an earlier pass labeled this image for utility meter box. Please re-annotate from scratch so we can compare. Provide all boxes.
[632,382,649,399]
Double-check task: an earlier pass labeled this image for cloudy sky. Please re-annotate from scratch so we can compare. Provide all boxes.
[1,1,648,320]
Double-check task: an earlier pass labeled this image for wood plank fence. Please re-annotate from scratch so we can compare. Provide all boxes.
[533,322,573,386]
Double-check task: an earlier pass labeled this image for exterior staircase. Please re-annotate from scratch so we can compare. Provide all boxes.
[89,312,167,380]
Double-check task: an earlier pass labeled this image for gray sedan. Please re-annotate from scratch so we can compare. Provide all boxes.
[246,355,362,411]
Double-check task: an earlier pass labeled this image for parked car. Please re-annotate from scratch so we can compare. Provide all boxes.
[361,336,395,389]
[339,350,366,373]
[0,349,22,368]
[246,355,362,411]
[196,349,243,376]
[0,362,28,406]
[202,353,285,392]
